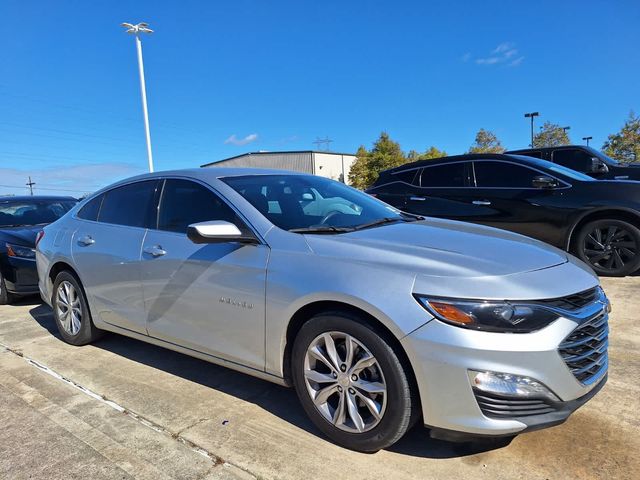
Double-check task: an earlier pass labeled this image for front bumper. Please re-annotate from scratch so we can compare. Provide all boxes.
[0,255,39,296]
[401,307,608,437]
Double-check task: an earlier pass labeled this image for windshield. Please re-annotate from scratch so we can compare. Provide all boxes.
[584,146,620,165]
[509,155,596,181]
[0,199,76,227]
[222,174,409,232]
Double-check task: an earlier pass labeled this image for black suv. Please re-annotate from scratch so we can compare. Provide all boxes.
[367,153,640,276]
[506,145,640,180]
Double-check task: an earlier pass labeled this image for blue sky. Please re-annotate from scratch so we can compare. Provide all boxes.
[1,0,639,196]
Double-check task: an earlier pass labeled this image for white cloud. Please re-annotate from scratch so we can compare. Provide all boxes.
[0,163,143,197]
[224,133,258,146]
[475,42,524,67]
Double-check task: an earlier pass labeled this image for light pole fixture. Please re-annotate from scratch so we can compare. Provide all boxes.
[121,22,155,173]
[583,136,593,146]
[562,126,571,133]
[524,112,539,147]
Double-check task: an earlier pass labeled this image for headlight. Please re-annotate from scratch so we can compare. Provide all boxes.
[6,243,36,259]
[414,295,559,333]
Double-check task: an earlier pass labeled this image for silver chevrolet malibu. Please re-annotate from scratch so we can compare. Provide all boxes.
[36,168,609,452]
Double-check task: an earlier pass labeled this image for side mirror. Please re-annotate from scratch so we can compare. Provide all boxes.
[186,221,258,244]
[589,157,609,174]
[302,192,314,201]
[532,175,559,189]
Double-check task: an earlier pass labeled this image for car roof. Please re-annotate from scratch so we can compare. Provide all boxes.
[0,195,77,202]
[506,145,587,154]
[385,153,531,173]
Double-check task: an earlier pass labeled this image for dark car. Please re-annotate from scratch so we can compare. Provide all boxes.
[505,145,640,181]
[0,196,77,304]
[367,153,640,276]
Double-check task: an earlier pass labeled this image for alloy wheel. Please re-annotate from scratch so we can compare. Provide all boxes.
[303,331,387,433]
[583,225,638,272]
[56,281,82,335]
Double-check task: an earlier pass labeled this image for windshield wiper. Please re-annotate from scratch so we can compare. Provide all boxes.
[352,217,409,231]
[289,225,354,234]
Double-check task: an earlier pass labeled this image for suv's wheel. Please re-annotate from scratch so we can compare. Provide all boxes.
[0,272,15,305]
[574,219,640,276]
[291,312,417,452]
[52,271,102,345]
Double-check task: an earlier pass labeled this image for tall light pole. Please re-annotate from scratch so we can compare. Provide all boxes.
[562,126,571,133]
[121,22,155,173]
[583,136,593,146]
[524,112,539,147]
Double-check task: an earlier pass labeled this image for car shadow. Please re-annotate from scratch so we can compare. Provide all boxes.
[28,303,511,459]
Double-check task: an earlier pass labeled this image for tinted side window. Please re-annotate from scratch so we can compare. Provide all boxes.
[552,149,592,171]
[77,195,103,221]
[474,161,539,188]
[420,163,466,187]
[98,181,157,228]
[158,179,239,234]
[521,151,543,159]
[391,169,418,185]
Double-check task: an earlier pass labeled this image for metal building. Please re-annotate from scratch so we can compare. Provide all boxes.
[201,151,357,184]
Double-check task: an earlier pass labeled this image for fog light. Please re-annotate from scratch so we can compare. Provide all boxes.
[468,370,560,402]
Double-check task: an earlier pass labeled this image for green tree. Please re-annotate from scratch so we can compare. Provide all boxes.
[532,122,571,148]
[348,145,371,189]
[407,146,447,161]
[603,111,640,163]
[467,129,505,153]
[348,132,406,189]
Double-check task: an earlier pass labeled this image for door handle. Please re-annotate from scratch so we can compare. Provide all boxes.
[409,196,427,201]
[472,200,492,206]
[77,235,95,246]
[143,245,167,257]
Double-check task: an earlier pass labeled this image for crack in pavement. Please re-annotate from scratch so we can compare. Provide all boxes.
[0,340,257,479]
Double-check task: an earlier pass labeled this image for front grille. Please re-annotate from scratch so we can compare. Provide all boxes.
[473,390,555,418]
[537,287,600,311]
[559,312,608,384]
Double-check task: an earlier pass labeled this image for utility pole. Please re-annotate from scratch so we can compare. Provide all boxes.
[121,22,155,172]
[524,112,539,147]
[583,136,593,146]
[26,176,35,196]
[313,136,333,151]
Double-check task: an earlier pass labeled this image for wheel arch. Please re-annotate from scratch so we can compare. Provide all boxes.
[566,208,640,250]
[282,300,421,414]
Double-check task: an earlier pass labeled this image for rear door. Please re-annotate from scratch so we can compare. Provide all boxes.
[71,180,160,334]
[140,178,269,370]
[470,160,568,245]
[404,161,479,219]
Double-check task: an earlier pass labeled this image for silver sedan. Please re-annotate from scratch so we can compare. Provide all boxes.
[36,168,609,451]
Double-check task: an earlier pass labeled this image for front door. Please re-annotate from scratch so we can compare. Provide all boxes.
[140,179,268,370]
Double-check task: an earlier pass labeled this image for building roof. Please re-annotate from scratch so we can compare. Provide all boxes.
[201,150,356,168]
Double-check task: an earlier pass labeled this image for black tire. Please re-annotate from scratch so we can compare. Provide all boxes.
[51,271,102,345]
[291,312,417,452]
[573,219,640,276]
[0,271,15,305]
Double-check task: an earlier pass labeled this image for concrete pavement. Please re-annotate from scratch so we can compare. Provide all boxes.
[0,276,638,479]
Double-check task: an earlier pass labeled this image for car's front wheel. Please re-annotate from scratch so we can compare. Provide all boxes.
[574,219,640,276]
[292,312,417,452]
[0,271,15,305]
[52,271,102,345]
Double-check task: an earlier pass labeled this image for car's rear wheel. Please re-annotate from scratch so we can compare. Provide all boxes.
[52,271,102,345]
[574,219,640,276]
[291,312,417,452]
[0,272,15,305]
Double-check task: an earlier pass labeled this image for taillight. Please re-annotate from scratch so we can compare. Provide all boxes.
[35,230,45,247]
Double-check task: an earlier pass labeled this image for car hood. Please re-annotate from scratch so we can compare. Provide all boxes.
[0,225,41,246]
[303,218,568,278]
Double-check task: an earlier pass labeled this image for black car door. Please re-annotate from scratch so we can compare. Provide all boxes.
[469,160,570,246]
[403,161,480,219]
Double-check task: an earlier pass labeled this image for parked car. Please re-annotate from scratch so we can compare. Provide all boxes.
[37,169,608,451]
[0,195,77,304]
[505,145,640,180]
[368,154,640,276]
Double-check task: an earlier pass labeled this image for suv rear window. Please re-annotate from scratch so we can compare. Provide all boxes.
[420,163,466,187]
[97,181,158,228]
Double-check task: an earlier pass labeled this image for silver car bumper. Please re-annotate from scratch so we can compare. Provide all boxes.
[401,303,608,437]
